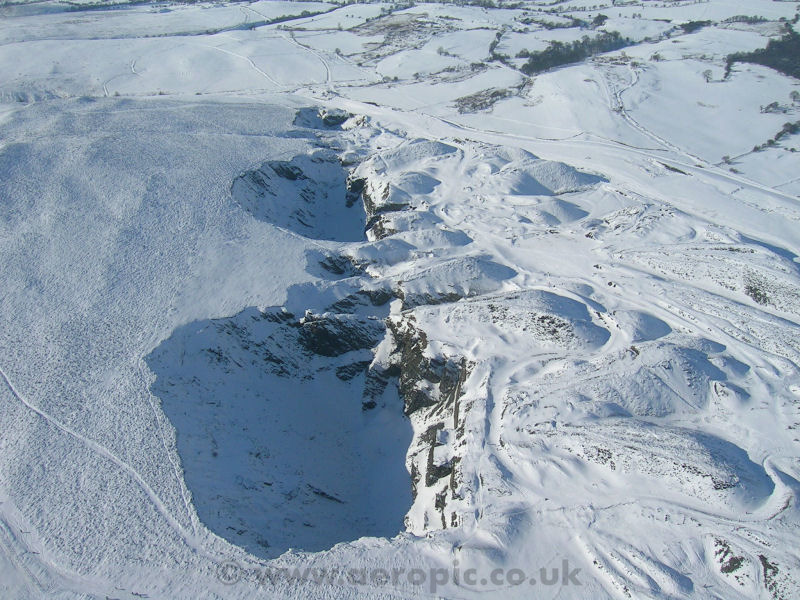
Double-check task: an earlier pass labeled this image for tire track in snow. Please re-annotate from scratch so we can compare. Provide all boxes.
[605,64,706,164]
[137,358,198,537]
[202,44,284,89]
[281,31,332,88]
[0,364,205,556]
[0,519,48,596]
[603,64,799,202]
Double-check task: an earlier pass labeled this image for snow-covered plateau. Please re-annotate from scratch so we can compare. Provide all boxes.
[1,0,799,598]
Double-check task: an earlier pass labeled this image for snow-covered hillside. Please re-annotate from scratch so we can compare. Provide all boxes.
[1,1,799,599]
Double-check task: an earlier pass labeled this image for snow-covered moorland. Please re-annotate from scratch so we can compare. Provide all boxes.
[1,0,799,598]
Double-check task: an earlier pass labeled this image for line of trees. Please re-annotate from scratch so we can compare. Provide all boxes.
[680,20,711,33]
[726,28,800,79]
[752,121,800,153]
[519,31,630,75]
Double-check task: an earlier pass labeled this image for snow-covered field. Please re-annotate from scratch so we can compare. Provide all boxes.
[1,1,799,599]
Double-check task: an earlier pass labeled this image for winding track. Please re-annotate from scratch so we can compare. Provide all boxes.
[0,364,206,557]
[203,43,285,90]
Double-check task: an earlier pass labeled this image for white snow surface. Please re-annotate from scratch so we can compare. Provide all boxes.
[0,1,799,599]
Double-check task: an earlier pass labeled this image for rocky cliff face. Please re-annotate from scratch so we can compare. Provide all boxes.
[384,316,471,531]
